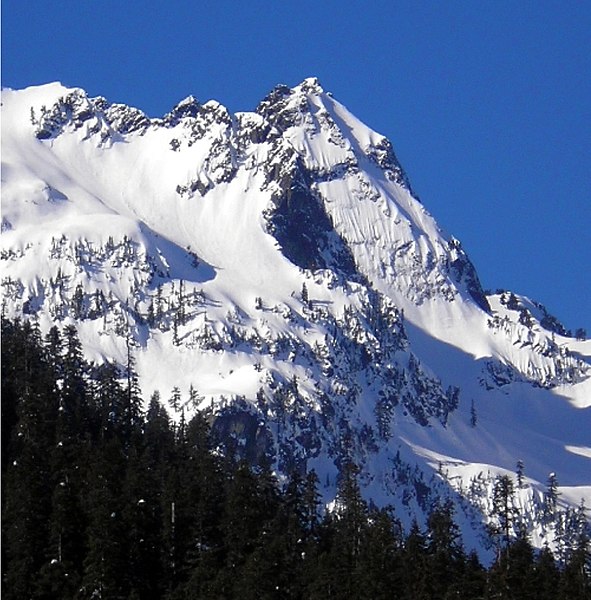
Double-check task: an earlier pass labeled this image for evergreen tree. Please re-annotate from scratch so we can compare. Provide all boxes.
[516,459,525,489]
[425,501,465,598]
[79,439,128,600]
[72,283,85,319]
[403,520,430,600]
[92,361,126,442]
[2,319,57,599]
[559,529,591,599]
[147,298,155,327]
[172,305,180,346]
[356,505,404,599]
[2,404,53,599]
[1,318,22,467]
[143,392,177,593]
[144,391,175,466]
[301,282,309,304]
[489,474,519,552]
[46,327,91,593]
[263,470,321,598]
[318,461,369,598]
[215,460,280,596]
[544,472,560,516]
[174,411,225,594]
[45,430,87,597]
[178,279,186,326]
[304,470,322,527]
[460,550,487,600]
[533,546,560,600]
[187,384,204,410]
[44,325,64,394]
[504,535,536,600]
[123,335,143,448]
[61,325,91,439]
[121,439,165,599]
[169,386,182,414]
[156,284,164,322]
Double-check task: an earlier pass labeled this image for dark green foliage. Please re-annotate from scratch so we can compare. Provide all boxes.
[2,315,590,599]
[533,546,560,600]
[489,474,520,549]
[2,319,57,599]
[355,506,405,599]
[311,461,370,598]
[545,472,560,516]
[425,501,466,598]
[487,535,536,600]
[559,530,591,600]
[516,459,525,488]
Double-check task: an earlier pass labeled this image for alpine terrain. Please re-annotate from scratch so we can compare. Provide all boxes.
[2,78,590,560]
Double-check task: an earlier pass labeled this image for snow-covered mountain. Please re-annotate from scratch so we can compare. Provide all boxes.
[2,78,590,558]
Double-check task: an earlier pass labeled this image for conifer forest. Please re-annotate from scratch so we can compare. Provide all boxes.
[2,317,590,599]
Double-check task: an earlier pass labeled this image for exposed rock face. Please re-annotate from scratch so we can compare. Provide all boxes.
[262,156,358,276]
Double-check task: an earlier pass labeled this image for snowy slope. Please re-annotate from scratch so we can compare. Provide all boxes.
[2,78,590,556]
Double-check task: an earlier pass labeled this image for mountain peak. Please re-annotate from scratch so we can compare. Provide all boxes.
[255,77,330,132]
[2,80,589,558]
[295,76,325,95]
[164,94,201,125]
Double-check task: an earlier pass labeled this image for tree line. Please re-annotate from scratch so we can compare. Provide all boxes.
[2,316,590,599]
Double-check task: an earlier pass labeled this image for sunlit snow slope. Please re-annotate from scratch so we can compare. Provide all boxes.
[2,78,590,557]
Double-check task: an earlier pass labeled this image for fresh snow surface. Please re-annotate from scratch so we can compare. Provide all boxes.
[2,80,589,559]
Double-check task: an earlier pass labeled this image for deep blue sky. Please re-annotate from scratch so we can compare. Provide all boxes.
[3,1,590,333]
